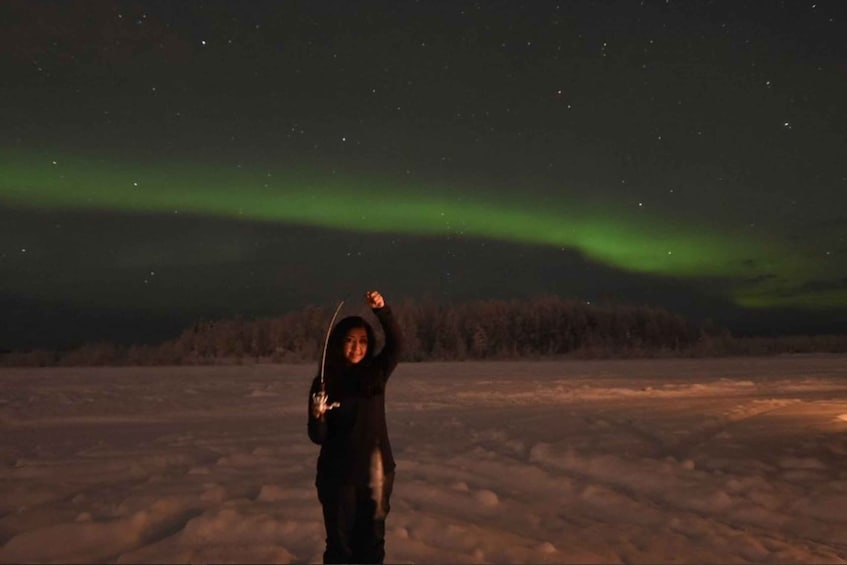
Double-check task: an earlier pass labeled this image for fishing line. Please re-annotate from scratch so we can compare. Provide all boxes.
[320,299,346,392]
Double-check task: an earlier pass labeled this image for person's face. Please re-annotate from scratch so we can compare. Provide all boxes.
[342,327,369,365]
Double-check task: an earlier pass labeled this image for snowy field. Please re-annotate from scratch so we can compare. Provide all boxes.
[2,357,847,564]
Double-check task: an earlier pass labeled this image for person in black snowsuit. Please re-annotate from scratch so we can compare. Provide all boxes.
[308,290,403,564]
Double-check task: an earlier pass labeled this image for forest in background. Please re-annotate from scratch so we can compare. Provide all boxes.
[3,295,847,367]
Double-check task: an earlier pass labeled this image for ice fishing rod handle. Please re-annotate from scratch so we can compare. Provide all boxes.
[312,391,341,415]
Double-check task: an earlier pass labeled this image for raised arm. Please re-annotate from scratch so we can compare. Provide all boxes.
[367,290,403,376]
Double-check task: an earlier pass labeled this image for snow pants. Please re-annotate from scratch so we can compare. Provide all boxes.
[318,472,395,564]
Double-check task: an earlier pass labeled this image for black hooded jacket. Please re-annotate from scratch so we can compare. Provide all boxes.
[308,306,403,487]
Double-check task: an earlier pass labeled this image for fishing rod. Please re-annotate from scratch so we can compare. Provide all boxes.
[313,300,344,415]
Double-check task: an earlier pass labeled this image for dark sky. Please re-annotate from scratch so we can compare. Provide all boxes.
[2,0,846,350]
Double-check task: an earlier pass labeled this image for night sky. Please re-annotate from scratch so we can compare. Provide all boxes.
[2,0,846,350]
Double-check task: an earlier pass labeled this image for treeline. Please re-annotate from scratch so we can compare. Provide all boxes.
[4,296,847,366]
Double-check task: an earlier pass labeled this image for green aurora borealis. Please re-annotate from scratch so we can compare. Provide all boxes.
[2,1,845,348]
[2,151,840,310]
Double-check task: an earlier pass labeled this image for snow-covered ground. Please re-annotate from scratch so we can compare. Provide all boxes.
[2,356,847,563]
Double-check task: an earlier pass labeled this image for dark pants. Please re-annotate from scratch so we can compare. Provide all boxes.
[318,472,395,564]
